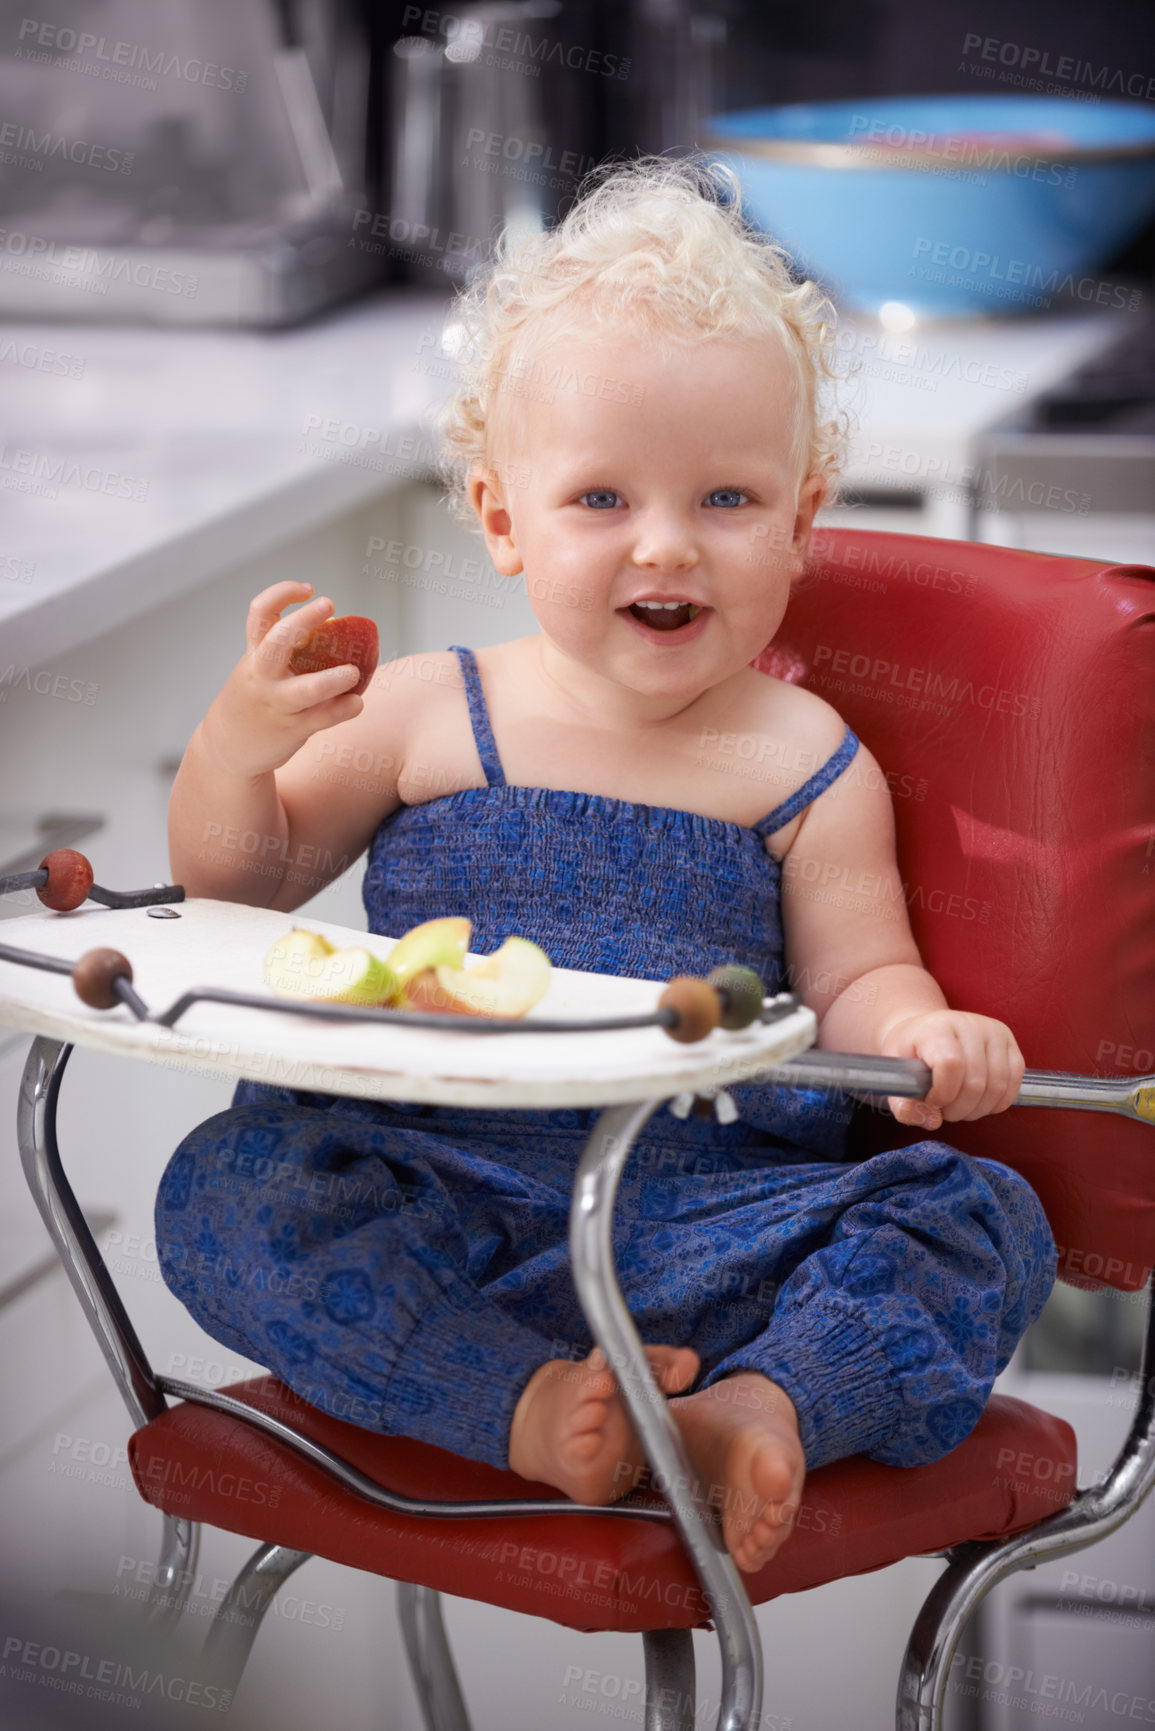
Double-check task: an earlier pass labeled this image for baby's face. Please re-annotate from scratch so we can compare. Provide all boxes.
[470,325,822,708]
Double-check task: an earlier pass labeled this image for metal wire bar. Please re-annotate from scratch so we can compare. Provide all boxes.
[200,1543,312,1691]
[154,1376,675,1523]
[896,1276,1155,1730]
[18,1039,167,1429]
[0,867,185,908]
[397,1584,475,1731]
[570,1101,762,1731]
[0,933,802,1038]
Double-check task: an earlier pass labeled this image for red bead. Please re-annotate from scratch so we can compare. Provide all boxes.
[36,849,94,911]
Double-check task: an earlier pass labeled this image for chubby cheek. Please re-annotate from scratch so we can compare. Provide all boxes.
[522,565,605,637]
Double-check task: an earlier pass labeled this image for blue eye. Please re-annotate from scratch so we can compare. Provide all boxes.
[578,488,748,509]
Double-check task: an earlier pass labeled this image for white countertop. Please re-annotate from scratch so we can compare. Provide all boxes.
[833,307,1126,486]
[0,293,1127,670]
[0,288,457,669]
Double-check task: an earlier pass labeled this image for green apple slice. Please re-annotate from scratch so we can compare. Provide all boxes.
[294,945,400,1007]
[386,916,472,1001]
[265,929,398,1007]
[263,926,337,996]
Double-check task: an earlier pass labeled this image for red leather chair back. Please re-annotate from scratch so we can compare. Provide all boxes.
[754,528,1155,1291]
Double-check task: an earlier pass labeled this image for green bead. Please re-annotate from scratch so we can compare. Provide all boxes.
[706,965,764,1030]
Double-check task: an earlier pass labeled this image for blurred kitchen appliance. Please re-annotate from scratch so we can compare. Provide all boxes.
[0,0,385,326]
[385,0,606,288]
[975,317,1155,519]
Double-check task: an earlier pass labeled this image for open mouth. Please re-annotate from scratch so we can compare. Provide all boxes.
[623,601,706,638]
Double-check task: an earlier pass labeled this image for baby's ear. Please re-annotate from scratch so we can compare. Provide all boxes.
[789,557,818,598]
[468,465,523,577]
[791,473,826,553]
[791,524,829,599]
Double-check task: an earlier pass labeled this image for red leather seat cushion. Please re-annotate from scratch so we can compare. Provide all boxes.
[758,530,1155,1290]
[129,1378,1077,1633]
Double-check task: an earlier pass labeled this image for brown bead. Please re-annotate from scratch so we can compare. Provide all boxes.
[72,948,133,1010]
[36,849,94,911]
[658,976,721,1044]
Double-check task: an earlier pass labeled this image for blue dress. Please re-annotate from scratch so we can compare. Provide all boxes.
[156,645,1055,1475]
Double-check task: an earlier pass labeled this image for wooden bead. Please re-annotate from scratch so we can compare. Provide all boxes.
[707,964,765,1030]
[36,848,94,911]
[72,948,133,1010]
[658,976,721,1044]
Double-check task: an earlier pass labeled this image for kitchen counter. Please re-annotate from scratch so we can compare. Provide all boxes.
[0,287,457,670]
[830,306,1130,515]
[0,292,1129,671]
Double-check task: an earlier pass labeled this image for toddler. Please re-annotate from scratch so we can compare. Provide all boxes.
[158,154,1055,1577]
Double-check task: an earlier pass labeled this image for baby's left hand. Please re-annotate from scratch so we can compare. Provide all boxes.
[881,1010,1025,1131]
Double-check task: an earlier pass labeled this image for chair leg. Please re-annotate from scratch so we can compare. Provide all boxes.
[572,1104,763,1731]
[895,1540,1008,1731]
[200,1542,312,1697]
[143,1514,201,1629]
[397,1582,473,1731]
[642,1629,696,1731]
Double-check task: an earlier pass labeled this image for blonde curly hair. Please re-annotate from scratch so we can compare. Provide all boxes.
[426,151,853,531]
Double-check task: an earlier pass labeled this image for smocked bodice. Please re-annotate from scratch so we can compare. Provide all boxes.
[363,644,859,995]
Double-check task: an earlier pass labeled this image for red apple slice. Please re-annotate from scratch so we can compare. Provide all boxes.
[288,615,379,696]
[386,917,472,1005]
[406,936,552,1018]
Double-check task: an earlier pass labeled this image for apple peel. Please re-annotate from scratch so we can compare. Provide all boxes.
[263,926,398,1006]
[261,922,552,1019]
[288,614,379,697]
[385,917,472,1003]
[407,936,552,1019]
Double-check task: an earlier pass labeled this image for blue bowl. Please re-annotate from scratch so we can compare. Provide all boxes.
[703,95,1155,317]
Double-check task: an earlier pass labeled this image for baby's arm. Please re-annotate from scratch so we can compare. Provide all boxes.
[779,721,1025,1132]
[169,581,407,911]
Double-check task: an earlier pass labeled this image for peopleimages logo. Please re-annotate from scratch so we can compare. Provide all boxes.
[810,642,1040,720]
[0,120,133,173]
[846,114,1076,186]
[960,32,1155,102]
[911,238,1141,311]
[15,18,248,91]
[2,1634,233,1712]
[0,228,198,296]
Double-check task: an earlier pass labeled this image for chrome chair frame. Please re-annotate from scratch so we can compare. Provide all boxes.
[17,1033,1155,1731]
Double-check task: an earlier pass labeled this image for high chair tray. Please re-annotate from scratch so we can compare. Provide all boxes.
[0,899,816,1108]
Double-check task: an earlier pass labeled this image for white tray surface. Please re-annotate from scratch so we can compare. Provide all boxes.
[0,899,816,1109]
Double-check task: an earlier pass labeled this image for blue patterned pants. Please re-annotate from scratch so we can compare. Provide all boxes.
[155,1084,1056,1474]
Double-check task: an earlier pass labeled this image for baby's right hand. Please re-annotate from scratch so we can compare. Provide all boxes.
[202,582,367,778]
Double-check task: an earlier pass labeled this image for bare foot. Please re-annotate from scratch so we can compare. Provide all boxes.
[668,1372,806,1574]
[508,1344,699,1504]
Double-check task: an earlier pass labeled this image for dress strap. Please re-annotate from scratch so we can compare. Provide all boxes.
[448,645,506,787]
[751,725,860,837]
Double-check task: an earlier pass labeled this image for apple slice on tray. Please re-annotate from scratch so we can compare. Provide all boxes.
[260,917,551,1019]
[405,935,552,1018]
[263,926,400,1007]
[382,916,470,1000]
